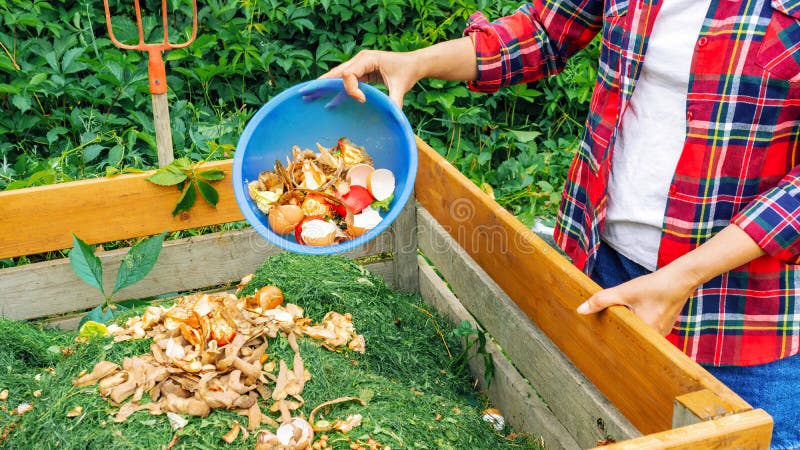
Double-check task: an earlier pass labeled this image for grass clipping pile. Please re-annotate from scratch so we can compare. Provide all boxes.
[0,254,539,449]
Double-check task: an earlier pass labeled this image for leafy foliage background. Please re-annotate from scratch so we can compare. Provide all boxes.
[0,0,598,224]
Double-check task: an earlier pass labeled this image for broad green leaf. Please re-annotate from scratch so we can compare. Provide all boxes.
[197,168,224,181]
[112,231,167,294]
[509,130,542,143]
[536,180,554,192]
[29,73,47,86]
[70,234,105,296]
[61,47,85,74]
[83,144,104,163]
[44,52,59,72]
[107,145,124,165]
[196,179,219,207]
[46,127,69,145]
[172,181,197,216]
[146,164,188,186]
[0,84,20,94]
[11,94,31,113]
[172,157,192,171]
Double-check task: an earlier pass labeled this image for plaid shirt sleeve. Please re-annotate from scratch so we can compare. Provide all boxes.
[733,167,800,264]
[464,1,603,93]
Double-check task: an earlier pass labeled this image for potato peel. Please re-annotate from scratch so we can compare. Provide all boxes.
[73,288,368,444]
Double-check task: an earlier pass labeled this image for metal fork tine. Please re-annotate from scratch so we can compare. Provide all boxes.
[133,0,145,46]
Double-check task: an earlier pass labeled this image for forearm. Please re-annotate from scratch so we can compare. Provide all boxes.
[665,224,766,289]
[413,36,477,82]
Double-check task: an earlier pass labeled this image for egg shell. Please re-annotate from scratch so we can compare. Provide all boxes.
[367,168,395,201]
[346,163,374,188]
[268,204,304,235]
[301,219,337,246]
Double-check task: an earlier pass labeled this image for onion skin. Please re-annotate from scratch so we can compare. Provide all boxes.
[268,205,304,235]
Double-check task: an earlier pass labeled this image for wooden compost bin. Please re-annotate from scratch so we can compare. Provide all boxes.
[0,138,773,449]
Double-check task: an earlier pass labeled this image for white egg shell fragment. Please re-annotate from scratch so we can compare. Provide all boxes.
[301,219,337,246]
[367,168,395,201]
[353,207,382,230]
[346,163,374,188]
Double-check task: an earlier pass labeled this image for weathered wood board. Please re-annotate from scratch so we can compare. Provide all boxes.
[419,258,581,449]
[0,228,392,321]
[418,208,639,447]
[413,137,753,435]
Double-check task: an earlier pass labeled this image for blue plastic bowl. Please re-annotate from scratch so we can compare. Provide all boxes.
[233,79,417,255]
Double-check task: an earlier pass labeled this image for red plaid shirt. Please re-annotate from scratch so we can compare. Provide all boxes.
[466,0,800,366]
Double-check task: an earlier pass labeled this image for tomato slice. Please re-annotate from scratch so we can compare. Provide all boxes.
[340,185,374,214]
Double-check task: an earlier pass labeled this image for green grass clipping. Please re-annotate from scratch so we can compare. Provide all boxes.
[0,253,541,449]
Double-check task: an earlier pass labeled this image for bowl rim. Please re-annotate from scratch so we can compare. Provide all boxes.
[232,79,417,255]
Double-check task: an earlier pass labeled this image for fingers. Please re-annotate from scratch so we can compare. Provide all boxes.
[341,72,366,103]
[576,290,628,315]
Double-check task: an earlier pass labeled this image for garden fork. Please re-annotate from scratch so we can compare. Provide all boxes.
[103,0,198,167]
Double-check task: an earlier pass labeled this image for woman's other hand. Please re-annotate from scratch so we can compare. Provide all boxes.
[577,224,766,335]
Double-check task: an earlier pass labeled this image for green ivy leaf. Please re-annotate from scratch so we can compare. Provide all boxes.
[112,231,167,294]
[196,179,219,207]
[147,164,188,186]
[172,181,197,216]
[196,168,225,181]
[70,234,105,296]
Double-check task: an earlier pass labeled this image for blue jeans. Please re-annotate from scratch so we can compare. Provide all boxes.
[590,241,800,449]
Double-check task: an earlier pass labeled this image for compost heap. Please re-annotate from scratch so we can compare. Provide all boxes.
[0,254,540,450]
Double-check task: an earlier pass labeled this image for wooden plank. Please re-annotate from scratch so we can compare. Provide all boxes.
[417,208,639,446]
[672,389,749,428]
[1,227,393,321]
[38,259,396,330]
[413,137,753,435]
[598,409,772,450]
[390,193,419,293]
[0,160,242,259]
[418,258,580,450]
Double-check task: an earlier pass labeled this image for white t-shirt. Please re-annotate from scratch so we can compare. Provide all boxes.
[603,0,711,271]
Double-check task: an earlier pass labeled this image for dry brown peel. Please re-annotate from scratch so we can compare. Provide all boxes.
[75,289,367,432]
[308,397,367,432]
[221,421,242,444]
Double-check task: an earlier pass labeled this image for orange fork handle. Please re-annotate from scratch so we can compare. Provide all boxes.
[147,48,167,95]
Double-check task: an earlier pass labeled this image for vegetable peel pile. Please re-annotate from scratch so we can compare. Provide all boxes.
[247,138,396,246]
[72,285,368,448]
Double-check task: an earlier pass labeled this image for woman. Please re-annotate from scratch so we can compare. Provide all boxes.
[315,1,800,447]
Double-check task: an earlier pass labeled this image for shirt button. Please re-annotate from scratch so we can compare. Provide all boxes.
[669,184,677,194]
[687,111,694,121]
[697,37,708,47]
